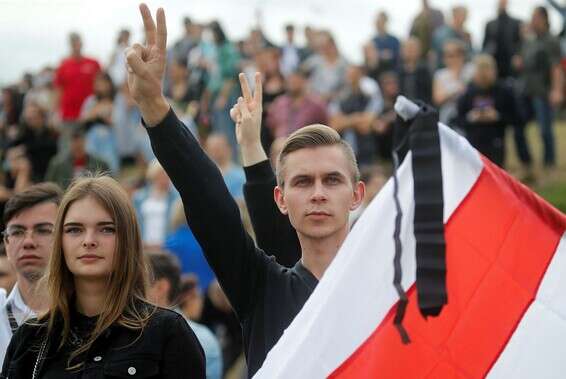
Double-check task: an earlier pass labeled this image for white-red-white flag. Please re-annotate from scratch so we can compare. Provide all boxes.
[254,111,566,378]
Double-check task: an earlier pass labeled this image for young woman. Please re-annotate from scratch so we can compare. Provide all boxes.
[0,176,205,378]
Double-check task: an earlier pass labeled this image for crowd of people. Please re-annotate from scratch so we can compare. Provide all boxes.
[0,0,565,378]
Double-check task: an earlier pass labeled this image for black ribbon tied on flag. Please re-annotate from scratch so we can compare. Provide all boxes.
[391,102,447,344]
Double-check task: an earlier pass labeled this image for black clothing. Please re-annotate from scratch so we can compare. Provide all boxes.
[457,82,517,167]
[200,293,243,373]
[145,109,318,377]
[0,305,205,379]
[399,62,433,104]
[483,12,522,79]
[243,160,300,268]
[9,126,58,182]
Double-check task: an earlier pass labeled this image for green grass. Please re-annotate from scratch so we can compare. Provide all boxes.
[505,122,566,213]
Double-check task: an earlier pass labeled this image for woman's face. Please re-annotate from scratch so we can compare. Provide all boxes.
[63,196,117,280]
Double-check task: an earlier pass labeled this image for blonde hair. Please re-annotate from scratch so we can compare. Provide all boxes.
[44,175,152,369]
[145,159,165,182]
[276,124,360,186]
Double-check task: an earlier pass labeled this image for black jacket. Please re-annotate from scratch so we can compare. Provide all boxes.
[483,12,522,79]
[146,109,318,377]
[0,305,205,379]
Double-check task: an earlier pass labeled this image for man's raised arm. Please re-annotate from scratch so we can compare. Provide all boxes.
[126,4,266,319]
[231,74,301,267]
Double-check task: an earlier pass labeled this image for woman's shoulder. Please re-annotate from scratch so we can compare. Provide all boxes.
[147,305,186,326]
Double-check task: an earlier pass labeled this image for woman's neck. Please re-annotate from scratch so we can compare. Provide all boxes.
[74,278,107,317]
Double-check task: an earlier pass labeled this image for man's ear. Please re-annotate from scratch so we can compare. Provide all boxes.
[350,181,365,211]
[274,185,288,215]
[154,278,171,305]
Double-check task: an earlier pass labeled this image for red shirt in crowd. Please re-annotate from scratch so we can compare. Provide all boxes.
[54,56,101,121]
[266,94,328,138]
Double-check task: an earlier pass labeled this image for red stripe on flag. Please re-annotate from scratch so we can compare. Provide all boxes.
[329,159,566,378]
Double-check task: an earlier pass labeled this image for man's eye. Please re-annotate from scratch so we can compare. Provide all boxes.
[326,177,340,184]
[10,230,24,237]
[35,228,53,236]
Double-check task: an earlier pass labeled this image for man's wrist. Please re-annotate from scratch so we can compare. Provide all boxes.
[240,142,268,167]
[138,95,171,127]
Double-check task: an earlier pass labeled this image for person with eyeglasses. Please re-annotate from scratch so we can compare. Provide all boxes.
[0,182,62,368]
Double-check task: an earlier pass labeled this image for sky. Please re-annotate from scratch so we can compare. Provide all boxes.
[0,0,562,86]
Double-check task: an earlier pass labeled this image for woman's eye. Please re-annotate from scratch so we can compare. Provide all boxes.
[101,227,116,234]
[64,227,81,234]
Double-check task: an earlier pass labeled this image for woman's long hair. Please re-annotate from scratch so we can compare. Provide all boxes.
[43,175,152,369]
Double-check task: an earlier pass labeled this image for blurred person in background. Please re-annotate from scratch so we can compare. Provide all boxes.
[247,27,277,57]
[45,126,109,189]
[207,21,241,155]
[483,0,523,80]
[515,6,563,168]
[0,146,33,206]
[173,17,200,62]
[23,67,57,115]
[433,39,474,124]
[363,42,386,83]
[280,24,303,77]
[107,29,131,87]
[398,37,433,103]
[303,31,348,102]
[133,160,179,249]
[205,133,246,201]
[165,57,202,135]
[371,11,401,73]
[329,65,383,168]
[79,71,119,173]
[374,71,401,161]
[164,200,215,291]
[113,82,154,168]
[432,5,473,68]
[8,101,58,183]
[0,87,24,143]
[302,26,318,60]
[0,245,16,294]
[146,250,222,379]
[0,183,62,367]
[457,54,518,167]
[254,49,285,150]
[266,69,328,138]
[546,0,566,56]
[410,0,445,60]
[54,32,100,149]
[200,280,244,378]
[483,0,533,176]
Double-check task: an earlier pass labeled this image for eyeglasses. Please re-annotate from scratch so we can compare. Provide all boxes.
[2,225,54,244]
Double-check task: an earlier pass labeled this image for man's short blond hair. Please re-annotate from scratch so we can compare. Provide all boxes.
[276,124,360,187]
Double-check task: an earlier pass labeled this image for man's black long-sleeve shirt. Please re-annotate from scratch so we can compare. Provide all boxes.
[146,109,318,377]
[242,161,301,268]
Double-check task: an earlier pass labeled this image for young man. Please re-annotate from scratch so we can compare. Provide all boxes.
[146,250,223,379]
[0,183,62,366]
[126,5,364,375]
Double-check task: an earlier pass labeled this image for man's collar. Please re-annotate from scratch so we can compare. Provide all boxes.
[7,283,32,315]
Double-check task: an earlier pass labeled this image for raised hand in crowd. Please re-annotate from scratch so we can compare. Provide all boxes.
[229,72,267,166]
[125,3,169,126]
